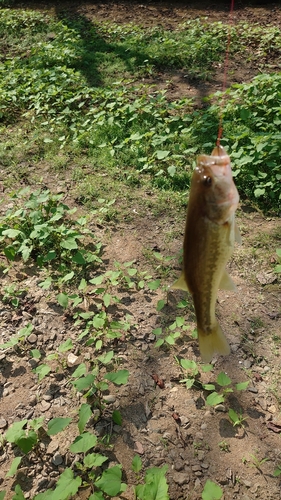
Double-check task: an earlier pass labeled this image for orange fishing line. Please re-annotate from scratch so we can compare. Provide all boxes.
[216,0,235,148]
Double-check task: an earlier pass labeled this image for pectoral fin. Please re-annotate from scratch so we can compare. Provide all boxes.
[235,221,242,244]
[219,269,237,291]
[170,271,189,292]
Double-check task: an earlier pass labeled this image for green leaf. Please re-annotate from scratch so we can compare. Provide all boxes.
[78,403,92,434]
[206,392,225,406]
[202,479,223,500]
[153,327,162,336]
[167,165,176,176]
[72,374,95,392]
[112,410,122,426]
[4,245,16,261]
[2,229,21,238]
[61,271,74,283]
[60,238,78,250]
[201,364,213,373]
[132,454,142,473]
[88,492,104,500]
[156,299,165,311]
[228,408,239,425]
[156,150,170,160]
[84,453,108,469]
[17,430,37,453]
[147,280,161,290]
[57,293,69,309]
[202,384,216,391]
[58,338,73,352]
[72,251,86,264]
[273,468,281,477]
[216,372,231,387]
[95,465,124,496]
[70,432,97,454]
[47,418,72,436]
[135,465,169,500]
[6,457,22,477]
[51,468,81,500]
[72,363,87,378]
[104,370,129,385]
[235,381,249,391]
[0,491,6,500]
[6,420,27,443]
[30,349,41,359]
[97,350,114,365]
[33,364,51,382]
[103,293,111,307]
[12,484,25,500]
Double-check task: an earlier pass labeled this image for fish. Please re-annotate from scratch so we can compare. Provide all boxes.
[171,145,241,363]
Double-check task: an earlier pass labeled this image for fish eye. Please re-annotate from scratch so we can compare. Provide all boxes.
[203,176,212,186]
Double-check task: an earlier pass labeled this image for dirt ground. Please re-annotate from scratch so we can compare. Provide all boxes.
[1,1,281,499]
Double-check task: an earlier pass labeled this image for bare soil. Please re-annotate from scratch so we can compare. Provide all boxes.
[1,2,281,500]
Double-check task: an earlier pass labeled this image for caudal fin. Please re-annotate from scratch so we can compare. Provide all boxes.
[198,322,230,363]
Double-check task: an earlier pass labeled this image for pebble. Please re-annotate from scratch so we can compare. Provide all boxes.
[191,465,201,472]
[103,395,116,404]
[29,395,37,406]
[52,453,63,466]
[67,353,80,367]
[46,440,59,455]
[40,400,51,412]
[134,441,144,455]
[243,359,253,369]
[197,451,205,461]
[27,333,38,344]
[248,386,258,393]
[215,404,227,412]
[174,459,185,471]
[173,472,189,485]
[0,418,7,429]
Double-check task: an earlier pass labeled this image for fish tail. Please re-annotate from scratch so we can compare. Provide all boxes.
[198,322,230,363]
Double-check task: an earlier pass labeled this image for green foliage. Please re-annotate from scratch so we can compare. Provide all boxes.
[135,465,169,500]
[274,249,281,273]
[202,480,223,500]
[228,409,247,428]
[0,188,101,268]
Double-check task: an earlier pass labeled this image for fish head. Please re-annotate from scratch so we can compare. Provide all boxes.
[193,145,239,224]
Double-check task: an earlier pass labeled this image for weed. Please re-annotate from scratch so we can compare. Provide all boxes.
[218,440,230,452]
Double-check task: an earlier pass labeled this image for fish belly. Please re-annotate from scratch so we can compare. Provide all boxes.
[184,217,234,362]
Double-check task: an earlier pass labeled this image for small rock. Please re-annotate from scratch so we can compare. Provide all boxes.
[215,404,227,412]
[173,472,189,485]
[243,480,252,488]
[200,423,207,430]
[0,418,7,429]
[40,400,51,412]
[197,451,205,461]
[134,441,144,455]
[67,353,80,367]
[29,395,37,406]
[194,478,201,490]
[191,465,201,472]
[248,386,258,393]
[52,453,63,466]
[268,405,277,413]
[46,440,59,455]
[113,425,122,434]
[42,393,53,402]
[27,333,38,344]
[201,463,209,469]
[174,459,184,471]
[103,395,116,404]
[243,359,252,369]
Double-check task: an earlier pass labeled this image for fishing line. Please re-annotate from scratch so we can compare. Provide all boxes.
[216,0,235,148]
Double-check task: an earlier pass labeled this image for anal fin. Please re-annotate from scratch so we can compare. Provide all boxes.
[219,269,237,291]
[170,271,189,292]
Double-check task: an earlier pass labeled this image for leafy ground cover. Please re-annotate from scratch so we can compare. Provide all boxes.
[0,1,281,499]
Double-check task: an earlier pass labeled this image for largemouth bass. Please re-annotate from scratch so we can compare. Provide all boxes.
[172,145,241,362]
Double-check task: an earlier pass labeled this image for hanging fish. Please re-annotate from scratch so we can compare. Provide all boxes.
[171,145,241,363]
